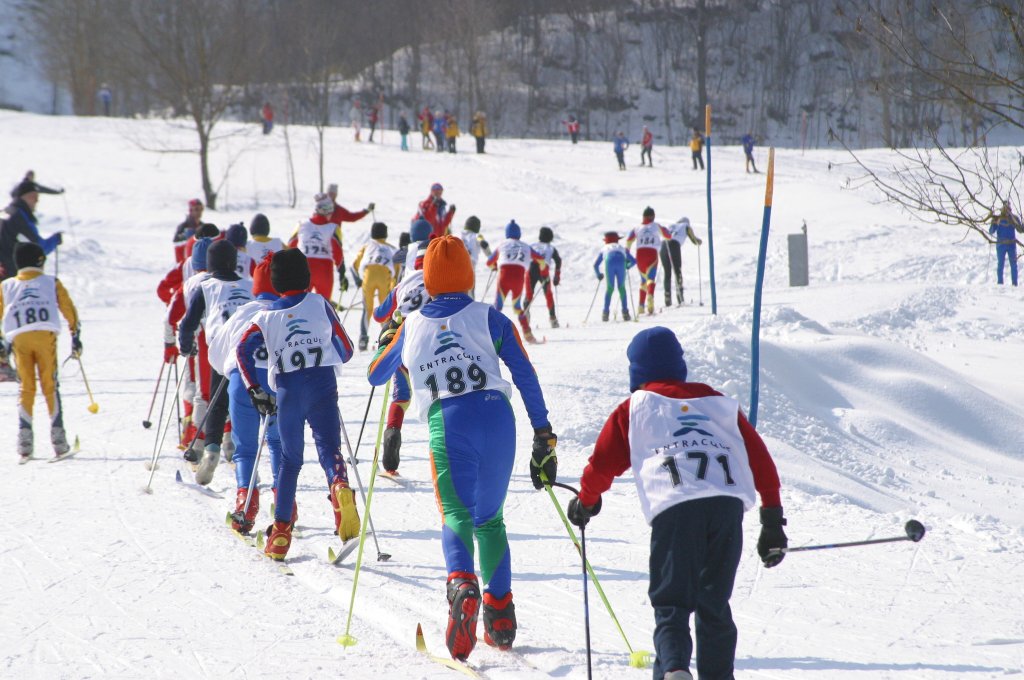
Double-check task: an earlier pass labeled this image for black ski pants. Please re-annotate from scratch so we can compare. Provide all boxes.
[660,240,683,305]
[203,370,230,447]
[649,496,744,680]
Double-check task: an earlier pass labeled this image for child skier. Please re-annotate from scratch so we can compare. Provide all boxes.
[207,254,286,532]
[593,231,636,321]
[415,183,456,238]
[367,235,557,661]
[246,213,283,263]
[236,249,359,560]
[225,223,254,280]
[485,220,547,343]
[660,217,702,307]
[1,243,81,460]
[352,222,399,351]
[288,193,350,301]
[626,207,673,315]
[567,326,788,680]
[459,216,491,297]
[525,226,562,328]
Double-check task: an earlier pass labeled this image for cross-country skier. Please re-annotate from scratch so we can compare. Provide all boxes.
[289,189,372,302]
[352,222,399,351]
[486,220,547,343]
[370,220,434,473]
[567,326,788,680]
[415,183,456,238]
[660,217,702,307]
[640,126,654,167]
[224,223,254,280]
[366,235,557,661]
[178,240,254,485]
[236,249,359,561]
[207,254,286,532]
[1,243,80,461]
[626,207,673,315]
[459,216,490,297]
[593,231,636,322]
[524,226,562,328]
[172,199,203,264]
[246,213,283,263]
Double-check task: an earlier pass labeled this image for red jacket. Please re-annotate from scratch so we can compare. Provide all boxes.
[416,196,455,238]
[157,263,184,305]
[578,380,782,508]
[641,129,653,148]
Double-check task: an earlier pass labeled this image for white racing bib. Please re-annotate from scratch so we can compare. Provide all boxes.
[255,293,344,390]
[247,237,283,264]
[362,241,397,269]
[531,242,555,268]
[400,301,511,421]
[628,390,756,524]
[632,222,664,251]
[235,250,253,280]
[199,278,253,341]
[295,220,337,260]
[392,270,429,321]
[208,298,273,376]
[1,274,61,340]
[495,239,529,268]
[459,231,481,264]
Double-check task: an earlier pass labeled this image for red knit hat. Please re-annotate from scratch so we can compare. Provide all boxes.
[423,235,474,296]
[252,252,275,296]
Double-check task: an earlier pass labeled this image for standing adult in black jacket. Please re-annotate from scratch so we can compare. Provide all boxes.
[1,179,63,281]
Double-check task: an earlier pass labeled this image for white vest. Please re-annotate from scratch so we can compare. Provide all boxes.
[531,242,555,268]
[295,220,337,261]
[199,277,253,342]
[602,243,630,259]
[459,231,482,265]
[392,270,429,321]
[403,242,427,280]
[247,237,283,264]
[207,298,273,376]
[632,222,664,251]
[666,221,690,245]
[235,250,253,280]
[495,239,530,269]
[400,301,511,421]
[628,390,756,524]
[181,257,197,281]
[254,293,345,390]
[361,241,397,270]
[1,274,61,340]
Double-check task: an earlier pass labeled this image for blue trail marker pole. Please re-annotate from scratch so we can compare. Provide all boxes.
[749,147,775,427]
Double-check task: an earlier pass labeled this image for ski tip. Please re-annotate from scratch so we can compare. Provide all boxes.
[328,546,337,562]
[175,470,183,482]
[415,623,427,652]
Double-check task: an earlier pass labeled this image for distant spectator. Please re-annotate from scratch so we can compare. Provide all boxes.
[419,105,434,150]
[260,102,274,135]
[613,131,629,171]
[351,98,363,142]
[742,132,759,173]
[97,84,112,116]
[640,125,653,167]
[446,114,460,154]
[368,98,381,143]
[690,128,705,170]
[433,110,446,153]
[173,199,204,264]
[563,114,581,144]
[398,113,411,151]
[989,202,1022,286]
[1,179,64,280]
[471,111,487,154]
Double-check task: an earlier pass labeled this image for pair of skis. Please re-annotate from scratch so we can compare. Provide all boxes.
[19,436,81,465]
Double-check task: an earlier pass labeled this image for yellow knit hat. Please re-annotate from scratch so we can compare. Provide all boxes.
[423,235,475,296]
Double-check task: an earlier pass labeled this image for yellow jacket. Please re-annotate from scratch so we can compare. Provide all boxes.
[471,117,487,138]
[446,120,460,139]
[0,268,79,335]
[690,134,704,152]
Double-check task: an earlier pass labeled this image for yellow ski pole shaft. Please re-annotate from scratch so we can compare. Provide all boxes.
[541,472,652,668]
[338,378,392,647]
[77,357,99,413]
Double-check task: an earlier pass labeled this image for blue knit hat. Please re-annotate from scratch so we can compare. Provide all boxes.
[410,218,432,242]
[505,220,521,239]
[626,327,688,392]
[191,238,213,272]
[225,223,248,248]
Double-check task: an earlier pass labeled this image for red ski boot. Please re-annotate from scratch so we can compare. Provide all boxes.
[482,591,517,650]
[264,520,292,561]
[445,572,481,660]
[330,477,360,542]
[231,487,259,533]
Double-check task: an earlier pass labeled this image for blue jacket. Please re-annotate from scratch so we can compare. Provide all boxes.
[594,247,635,278]
[742,134,755,153]
[367,293,550,429]
[613,136,629,154]
[989,216,1021,245]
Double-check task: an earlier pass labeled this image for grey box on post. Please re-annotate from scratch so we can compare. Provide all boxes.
[788,229,808,287]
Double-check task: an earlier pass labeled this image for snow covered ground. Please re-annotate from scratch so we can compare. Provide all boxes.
[2,112,1022,679]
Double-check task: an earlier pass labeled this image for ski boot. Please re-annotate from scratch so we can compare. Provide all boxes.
[663,671,694,680]
[17,424,33,462]
[51,426,70,457]
[358,336,369,352]
[264,519,292,560]
[232,487,260,533]
[330,477,360,541]
[222,422,234,462]
[622,309,631,321]
[482,592,517,650]
[446,572,481,660]
[647,299,655,315]
[549,313,559,329]
[382,426,401,473]
[195,443,220,485]
[676,284,685,306]
[601,311,609,322]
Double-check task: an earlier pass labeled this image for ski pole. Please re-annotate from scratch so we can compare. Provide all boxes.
[541,474,652,668]
[144,364,189,493]
[580,519,593,680]
[230,414,270,530]
[583,279,601,324]
[54,245,59,278]
[144,364,173,469]
[77,357,99,413]
[172,360,183,440]
[626,269,638,320]
[340,285,363,325]
[697,243,704,306]
[480,268,495,302]
[338,378,392,648]
[351,386,376,464]
[142,360,167,428]
[186,375,228,452]
[768,520,926,558]
[340,411,391,561]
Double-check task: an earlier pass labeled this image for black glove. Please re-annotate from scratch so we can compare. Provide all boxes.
[449,204,456,213]
[70,333,83,359]
[339,272,350,292]
[353,272,364,289]
[0,339,9,363]
[596,272,604,281]
[378,318,400,347]
[530,426,558,489]
[248,386,277,416]
[54,232,64,246]
[757,506,788,568]
[367,202,375,212]
[567,496,602,528]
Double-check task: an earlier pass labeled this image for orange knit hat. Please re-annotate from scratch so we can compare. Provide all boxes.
[423,234,474,296]
[252,252,275,296]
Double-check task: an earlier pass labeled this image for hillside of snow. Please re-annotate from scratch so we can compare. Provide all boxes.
[1,112,1022,679]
